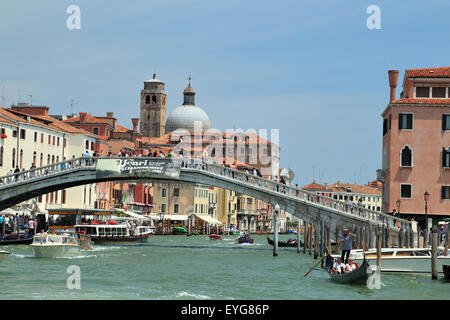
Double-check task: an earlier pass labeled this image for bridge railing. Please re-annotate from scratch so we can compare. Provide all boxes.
[0,157,96,188]
[182,158,411,230]
[0,156,411,230]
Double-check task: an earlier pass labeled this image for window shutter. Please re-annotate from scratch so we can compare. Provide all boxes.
[444,115,447,131]
[407,114,413,129]
[442,186,446,200]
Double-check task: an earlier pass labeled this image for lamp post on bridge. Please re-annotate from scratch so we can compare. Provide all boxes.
[396,199,401,219]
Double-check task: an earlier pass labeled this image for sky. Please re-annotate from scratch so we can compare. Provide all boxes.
[1,0,450,186]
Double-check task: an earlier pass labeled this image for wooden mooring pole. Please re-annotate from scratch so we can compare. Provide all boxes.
[297,219,301,254]
[314,223,318,259]
[308,224,312,255]
[431,226,438,280]
[377,226,382,268]
[327,222,331,254]
[273,210,279,257]
[303,222,307,254]
[335,226,340,255]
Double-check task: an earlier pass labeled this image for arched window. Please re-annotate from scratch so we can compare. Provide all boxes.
[401,146,412,167]
[145,95,150,104]
[40,153,43,167]
[33,151,37,166]
[152,95,157,104]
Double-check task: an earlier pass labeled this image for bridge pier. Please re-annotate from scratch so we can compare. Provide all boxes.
[273,204,279,257]
[326,221,331,254]
[303,221,307,254]
[314,223,318,259]
[335,225,340,254]
[308,224,312,255]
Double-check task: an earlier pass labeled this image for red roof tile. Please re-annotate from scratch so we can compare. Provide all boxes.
[406,67,450,78]
[392,98,450,105]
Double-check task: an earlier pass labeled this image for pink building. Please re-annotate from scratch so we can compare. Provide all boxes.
[379,67,450,228]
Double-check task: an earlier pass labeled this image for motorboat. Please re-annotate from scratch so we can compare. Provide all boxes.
[209,234,222,240]
[237,234,254,244]
[333,247,450,273]
[0,248,10,264]
[74,222,151,244]
[31,231,81,258]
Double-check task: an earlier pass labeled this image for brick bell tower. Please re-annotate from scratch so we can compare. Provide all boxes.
[140,73,167,137]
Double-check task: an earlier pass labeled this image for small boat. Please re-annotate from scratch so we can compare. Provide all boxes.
[0,248,10,264]
[31,231,81,258]
[75,231,94,250]
[267,236,303,247]
[209,234,222,240]
[0,232,33,245]
[237,234,254,244]
[324,254,369,284]
[173,226,187,235]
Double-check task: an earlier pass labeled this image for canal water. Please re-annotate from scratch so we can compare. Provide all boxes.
[0,234,448,300]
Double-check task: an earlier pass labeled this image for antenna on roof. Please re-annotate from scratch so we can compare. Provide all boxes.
[70,98,74,116]
[1,85,5,107]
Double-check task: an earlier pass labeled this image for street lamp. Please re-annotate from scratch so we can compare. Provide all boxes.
[396,199,401,218]
[424,191,430,246]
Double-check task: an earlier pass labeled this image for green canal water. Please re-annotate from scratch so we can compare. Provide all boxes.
[0,234,448,300]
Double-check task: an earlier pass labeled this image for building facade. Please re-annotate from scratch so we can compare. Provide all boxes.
[378,67,450,227]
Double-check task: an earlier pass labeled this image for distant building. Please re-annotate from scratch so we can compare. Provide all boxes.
[301,181,382,212]
[378,68,450,226]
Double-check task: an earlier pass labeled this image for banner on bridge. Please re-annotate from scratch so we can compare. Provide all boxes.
[96,158,181,180]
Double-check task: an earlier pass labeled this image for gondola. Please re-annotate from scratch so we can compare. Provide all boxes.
[324,254,369,284]
[0,233,33,245]
[267,236,303,247]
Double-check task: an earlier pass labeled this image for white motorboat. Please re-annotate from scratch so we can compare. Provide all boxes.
[0,248,9,264]
[31,231,81,258]
[74,223,151,243]
[333,247,450,273]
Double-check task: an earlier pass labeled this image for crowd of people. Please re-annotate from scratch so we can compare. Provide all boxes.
[0,214,35,237]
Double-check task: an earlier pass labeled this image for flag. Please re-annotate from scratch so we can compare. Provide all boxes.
[121,191,127,204]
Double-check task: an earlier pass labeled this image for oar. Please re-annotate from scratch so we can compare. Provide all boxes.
[303,255,325,277]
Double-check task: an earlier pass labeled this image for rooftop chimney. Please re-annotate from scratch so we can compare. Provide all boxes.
[131,118,139,132]
[79,112,87,122]
[388,70,399,103]
[106,112,114,118]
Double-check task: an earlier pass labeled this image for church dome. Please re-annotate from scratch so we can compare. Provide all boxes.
[165,80,211,133]
[165,105,211,133]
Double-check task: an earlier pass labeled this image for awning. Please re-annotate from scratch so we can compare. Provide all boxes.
[194,214,223,226]
[115,209,151,220]
[149,214,188,221]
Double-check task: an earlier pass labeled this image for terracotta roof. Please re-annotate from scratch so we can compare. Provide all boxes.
[406,67,450,78]
[301,182,326,190]
[114,124,131,133]
[391,98,450,105]
[64,114,111,125]
[329,182,381,195]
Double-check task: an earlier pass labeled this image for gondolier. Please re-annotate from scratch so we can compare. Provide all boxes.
[340,229,355,264]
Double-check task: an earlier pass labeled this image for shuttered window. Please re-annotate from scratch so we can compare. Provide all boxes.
[443,148,450,168]
[442,186,450,200]
[399,113,413,130]
[400,184,412,198]
[416,87,430,98]
[443,115,450,130]
[432,87,446,98]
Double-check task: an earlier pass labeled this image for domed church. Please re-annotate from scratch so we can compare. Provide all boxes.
[139,75,211,138]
